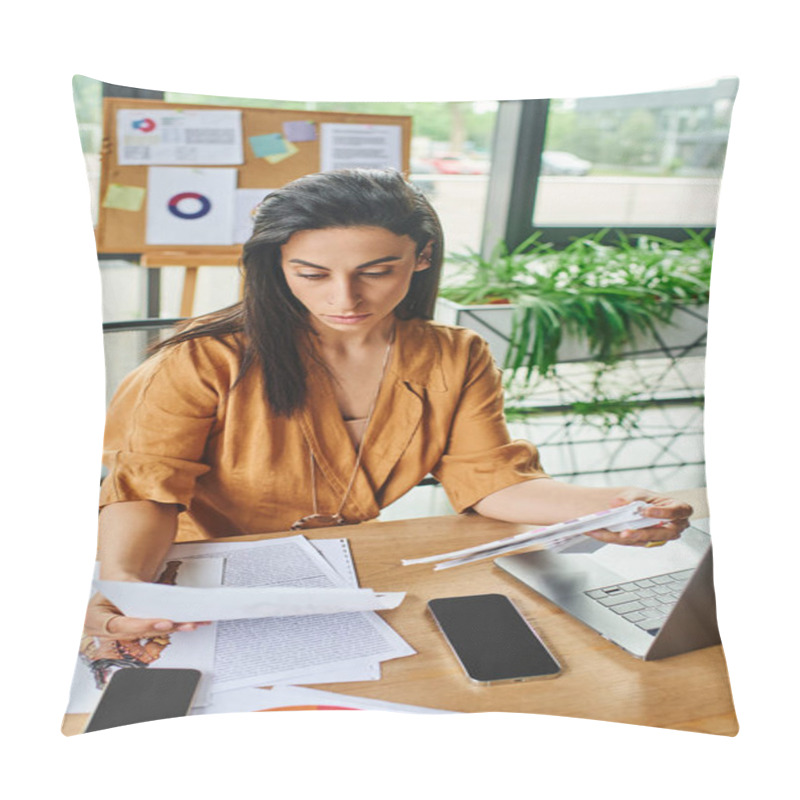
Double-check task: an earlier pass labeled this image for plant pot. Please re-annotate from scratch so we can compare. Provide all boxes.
[434,297,708,367]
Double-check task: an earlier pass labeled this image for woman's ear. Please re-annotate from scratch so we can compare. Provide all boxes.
[414,241,435,272]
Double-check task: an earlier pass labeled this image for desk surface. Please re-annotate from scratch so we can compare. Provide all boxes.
[63,488,737,736]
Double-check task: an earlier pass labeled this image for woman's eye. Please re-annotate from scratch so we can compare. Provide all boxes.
[295,269,392,280]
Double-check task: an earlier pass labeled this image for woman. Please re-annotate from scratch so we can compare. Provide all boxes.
[88,169,691,641]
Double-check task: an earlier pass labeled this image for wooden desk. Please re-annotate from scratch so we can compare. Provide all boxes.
[63,488,737,736]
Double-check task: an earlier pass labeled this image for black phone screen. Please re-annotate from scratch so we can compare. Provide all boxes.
[84,668,202,733]
[428,594,561,684]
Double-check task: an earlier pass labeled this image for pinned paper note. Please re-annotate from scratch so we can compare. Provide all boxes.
[283,120,317,142]
[249,132,290,158]
[320,123,403,171]
[102,183,146,212]
[234,188,274,243]
[145,167,237,246]
[264,140,298,164]
[117,108,243,165]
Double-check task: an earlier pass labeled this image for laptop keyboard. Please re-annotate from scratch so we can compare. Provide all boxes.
[585,568,694,635]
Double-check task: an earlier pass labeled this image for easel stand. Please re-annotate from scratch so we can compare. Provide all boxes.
[140,252,243,318]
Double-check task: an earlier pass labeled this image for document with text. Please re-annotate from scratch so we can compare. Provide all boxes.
[402,502,658,569]
[169,535,415,691]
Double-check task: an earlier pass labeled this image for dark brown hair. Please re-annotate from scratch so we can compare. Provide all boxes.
[154,169,444,416]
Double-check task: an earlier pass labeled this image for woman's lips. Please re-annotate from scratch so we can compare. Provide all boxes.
[323,313,372,324]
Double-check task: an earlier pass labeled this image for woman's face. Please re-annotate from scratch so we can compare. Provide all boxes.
[280,226,432,338]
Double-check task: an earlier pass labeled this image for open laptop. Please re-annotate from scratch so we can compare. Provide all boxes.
[494,519,721,660]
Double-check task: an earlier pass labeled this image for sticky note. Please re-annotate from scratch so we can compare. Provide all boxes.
[283,120,317,142]
[102,183,146,212]
[263,140,299,164]
[249,133,290,158]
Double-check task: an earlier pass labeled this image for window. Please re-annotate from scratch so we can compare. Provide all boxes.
[72,75,103,225]
[534,79,737,229]
[488,78,738,251]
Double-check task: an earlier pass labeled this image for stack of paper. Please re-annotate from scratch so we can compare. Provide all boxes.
[163,535,416,692]
[402,502,659,570]
[67,536,415,716]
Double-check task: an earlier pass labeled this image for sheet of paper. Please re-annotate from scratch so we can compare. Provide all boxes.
[268,663,380,684]
[65,557,223,714]
[95,580,405,621]
[402,502,657,569]
[248,132,289,158]
[263,140,298,164]
[102,183,146,211]
[212,624,408,691]
[145,166,237,245]
[171,535,350,588]
[169,536,415,691]
[319,123,403,171]
[117,108,243,165]
[286,539,379,683]
[282,120,317,142]
[185,538,380,686]
[192,685,454,715]
[312,538,360,588]
[234,188,273,243]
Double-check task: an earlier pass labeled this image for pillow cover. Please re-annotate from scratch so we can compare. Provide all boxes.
[64,76,737,736]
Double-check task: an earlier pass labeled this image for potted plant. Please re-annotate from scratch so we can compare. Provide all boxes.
[435,230,712,427]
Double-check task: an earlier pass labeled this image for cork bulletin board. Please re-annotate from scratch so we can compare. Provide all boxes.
[96,97,413,257]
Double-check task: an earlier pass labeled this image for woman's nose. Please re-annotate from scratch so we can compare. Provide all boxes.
[327,278,360,309]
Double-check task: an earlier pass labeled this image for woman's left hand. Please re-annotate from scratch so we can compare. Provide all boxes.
[587,488,693,547]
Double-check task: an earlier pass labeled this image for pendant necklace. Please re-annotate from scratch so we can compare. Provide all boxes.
[291,330,395,531]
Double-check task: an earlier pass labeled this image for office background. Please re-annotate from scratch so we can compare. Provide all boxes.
[77,76,734,520]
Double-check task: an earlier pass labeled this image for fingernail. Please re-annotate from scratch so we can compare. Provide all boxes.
[154,621,173,631]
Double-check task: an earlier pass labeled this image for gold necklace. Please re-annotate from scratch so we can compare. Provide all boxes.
[291,332,395,530]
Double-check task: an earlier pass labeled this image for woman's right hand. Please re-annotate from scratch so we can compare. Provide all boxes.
[85,591,208,641]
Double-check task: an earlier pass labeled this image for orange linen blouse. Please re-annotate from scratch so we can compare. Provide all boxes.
[100,318,548,540]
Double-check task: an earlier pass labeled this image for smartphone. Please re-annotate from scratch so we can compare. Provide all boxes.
[428,594,561,685]
[84,668,202,733]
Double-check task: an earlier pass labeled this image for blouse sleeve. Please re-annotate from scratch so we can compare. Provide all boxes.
[431,334,548,513]
[99,339,227,510]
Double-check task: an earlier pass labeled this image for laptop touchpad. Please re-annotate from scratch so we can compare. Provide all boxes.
[591,526,708,582]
